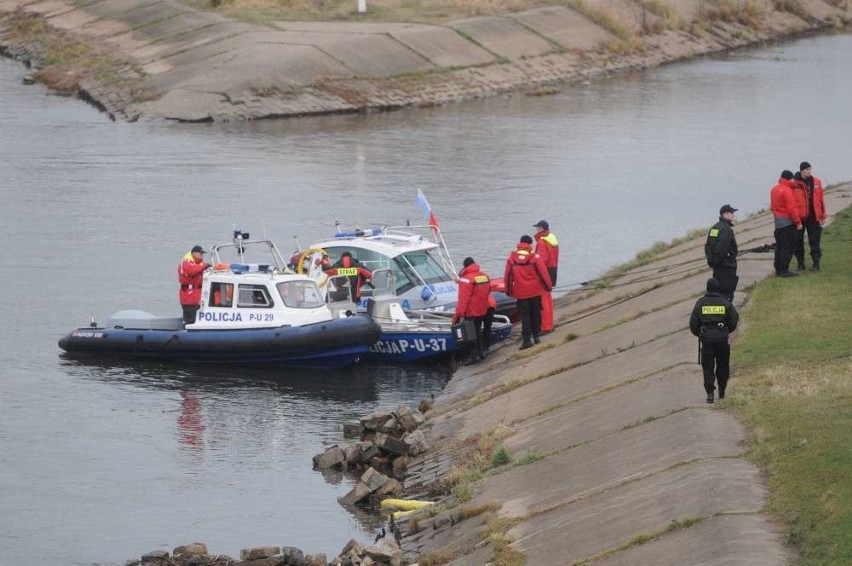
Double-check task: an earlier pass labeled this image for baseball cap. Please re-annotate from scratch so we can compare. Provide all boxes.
[191,245,207,254]
[533,220,549,230]
[719,205,738,215]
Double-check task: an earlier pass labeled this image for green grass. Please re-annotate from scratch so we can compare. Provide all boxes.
[729,206,852,565]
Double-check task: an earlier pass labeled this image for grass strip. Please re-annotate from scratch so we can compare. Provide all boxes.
[728,205,852,565]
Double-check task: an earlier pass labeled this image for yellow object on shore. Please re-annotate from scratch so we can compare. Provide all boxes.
[380,498,433,512]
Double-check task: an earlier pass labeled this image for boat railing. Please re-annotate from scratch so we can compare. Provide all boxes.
[333,224,457,277]
[210,239,294,274]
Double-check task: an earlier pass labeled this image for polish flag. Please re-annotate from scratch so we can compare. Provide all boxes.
[415,189,440,238]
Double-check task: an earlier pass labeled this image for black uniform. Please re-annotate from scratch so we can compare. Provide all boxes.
[689,284,739,402]
[704,217,738,301]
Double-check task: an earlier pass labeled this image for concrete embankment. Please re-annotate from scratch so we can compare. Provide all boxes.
[1,0,851,121]
[397,183,852,565]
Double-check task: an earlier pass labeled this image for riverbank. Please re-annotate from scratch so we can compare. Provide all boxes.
[394,183,852,564]
[1,0,850,121]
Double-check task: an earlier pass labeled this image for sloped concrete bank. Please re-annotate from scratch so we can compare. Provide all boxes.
[0,0,851,121]
[395,183,852,565]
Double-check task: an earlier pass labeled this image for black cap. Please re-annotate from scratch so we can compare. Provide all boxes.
[533,220,549,230]
[191,245,207,254]
[520,235,534,245]
[799,161,812,171]
[341,251,352,258]
[707,278,720,292]
[463,257,475,268]
[780,170,794,180]
[719,204,738,215]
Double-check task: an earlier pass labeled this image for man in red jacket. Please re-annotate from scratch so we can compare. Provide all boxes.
[789,172,810,271]
[505,235,553,350]
[770,171,802,278]
[178,245,211,324]
[324,251,373,304]
[452,257,493,363]
[794,161,829,271]
[533,220,559,333]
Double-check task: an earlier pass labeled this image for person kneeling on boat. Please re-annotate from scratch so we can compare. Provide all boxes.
[452,257,493,364]
[324,251,373,304]
[178,245,211,325]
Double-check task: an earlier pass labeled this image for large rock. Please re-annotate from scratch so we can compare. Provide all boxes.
[173,542,208,558]
[313,445,345,469]
[373,433,410,456]
[343,443,363,466]
[361,410,392,431]
[402,429,429,457]
[361,467,390,492]
[365,539,402,566]
[358,443,380,464]
[343,419,364,438]
[240,546,280,560]
[305,553,327,566]
[338,481,372,505]
[376,478,403,497]
[280,546,307,566]
[392,406,418,433]
[141,550,169,563]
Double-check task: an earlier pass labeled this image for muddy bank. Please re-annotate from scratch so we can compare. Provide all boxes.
[1,0,850,122]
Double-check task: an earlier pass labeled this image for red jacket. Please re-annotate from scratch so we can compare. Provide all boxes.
[534,230,559,269]
[770,178,802,225]
[790,180,809,220]
[178,252,207,306]
[504,243,552,300]
[324,256,372,300]
[810,175,827,222]
[454,263,492,319]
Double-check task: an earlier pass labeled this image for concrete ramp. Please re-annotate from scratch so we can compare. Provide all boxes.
[450,16,555,61]
[512,6,617,50]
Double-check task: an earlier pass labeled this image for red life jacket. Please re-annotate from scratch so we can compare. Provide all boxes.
[177,252,207,306]
[455,263,492,318]
[811,176,827,222]
[790,180,809,220]
[534,230,559,269]
[324,255,372,300]
[503,243,552,300]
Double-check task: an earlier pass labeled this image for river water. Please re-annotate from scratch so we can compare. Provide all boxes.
[1,32,851,565]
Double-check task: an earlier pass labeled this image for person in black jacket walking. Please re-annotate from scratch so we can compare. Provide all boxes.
[689,278,739,403]
[704,204,739,301]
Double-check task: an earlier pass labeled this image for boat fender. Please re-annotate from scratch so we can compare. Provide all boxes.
[421,285,435,301]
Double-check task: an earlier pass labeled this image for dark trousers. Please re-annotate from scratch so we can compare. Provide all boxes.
[517,295,542,344]
[774,225,797,274]
[795,221,823,266]
[712,266,738,301]
[182,304,200,325]
[482,307,495,351]
[548,266,558,287]
[701,340,730,396]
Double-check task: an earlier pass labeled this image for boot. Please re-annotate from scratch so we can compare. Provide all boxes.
[719,388,726,399]
[706,393,714,404]
[519,342,533,351]
[533,335,541,345]
[811,261,820,272]
[796,260,805,271]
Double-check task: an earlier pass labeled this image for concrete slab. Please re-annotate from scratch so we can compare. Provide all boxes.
[450,16,555,61]
[509,459,766,564]
[512,6,617,51]
[108,10,222,52]
[476,408,745,518]
[44,8,101,31]
[17,0,72,16]
[391,26,495,68]
[104,2,188,32]
[505,365,713,455]
[594,514,790,565]
[272,21,432,34]
[447,331,694,439]
[73,0,161,19]
[130,22,253,64]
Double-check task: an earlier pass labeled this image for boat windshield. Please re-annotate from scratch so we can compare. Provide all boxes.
[276,281,325,309]
[396,250,453,286]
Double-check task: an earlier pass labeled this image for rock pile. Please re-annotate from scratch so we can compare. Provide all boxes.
[127,539,403,566]
[312,405,430,507]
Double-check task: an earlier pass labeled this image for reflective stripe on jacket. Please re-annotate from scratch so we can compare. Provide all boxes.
[689,292,739,343]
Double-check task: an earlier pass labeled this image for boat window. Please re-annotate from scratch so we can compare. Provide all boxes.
[276,281,325,309]
[326,247,413,295]
[397,250,452,285]
[237,284,274,308]
[209,282,234,307]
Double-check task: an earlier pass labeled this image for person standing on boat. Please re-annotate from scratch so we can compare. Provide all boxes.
[704,205,739,301]
[452,257,493,363]
[324,251,373,304]
[533,220,559,333]
[504,235,552,350]
[178,245,210,325]
[793,161,828,271]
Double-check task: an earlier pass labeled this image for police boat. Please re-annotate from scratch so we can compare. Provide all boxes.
[292,224,515,317]
[58,231,381,368]
[362,295,513,363]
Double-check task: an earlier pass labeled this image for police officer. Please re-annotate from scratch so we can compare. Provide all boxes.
[689,278,739,403]
[704,204,739,301]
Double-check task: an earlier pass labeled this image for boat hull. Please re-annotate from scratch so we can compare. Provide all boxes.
[58,315,381,369]
[366,323,512,362]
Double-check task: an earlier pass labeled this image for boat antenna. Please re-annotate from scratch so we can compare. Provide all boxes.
[261,220,269,241]
[293,234,302,253]
[335,220,341,234]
